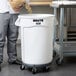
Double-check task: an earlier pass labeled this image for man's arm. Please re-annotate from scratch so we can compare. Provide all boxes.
[9,0,25,12]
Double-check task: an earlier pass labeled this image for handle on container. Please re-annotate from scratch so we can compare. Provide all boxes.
[15,18,20,26]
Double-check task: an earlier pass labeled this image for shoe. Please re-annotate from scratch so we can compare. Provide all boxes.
[8,59,22,65]
[0,64,1,72]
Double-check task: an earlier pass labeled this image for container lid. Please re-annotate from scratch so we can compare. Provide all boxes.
[15,14,58,27]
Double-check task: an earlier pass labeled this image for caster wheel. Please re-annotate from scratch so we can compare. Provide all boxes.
[56,58,63,65]
[32,67,37,74]
[45,66,50,72]
[20,65,25,70]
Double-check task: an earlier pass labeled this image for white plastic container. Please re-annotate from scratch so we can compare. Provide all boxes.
[15,14,58,73]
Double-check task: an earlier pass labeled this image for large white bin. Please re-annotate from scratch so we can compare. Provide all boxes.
[15,14,57,70]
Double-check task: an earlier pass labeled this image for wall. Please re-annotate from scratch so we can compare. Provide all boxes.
[20,6,52,14]
[66,0,76,31]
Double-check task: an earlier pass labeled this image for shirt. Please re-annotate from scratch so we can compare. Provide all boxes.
[0,0,19,14]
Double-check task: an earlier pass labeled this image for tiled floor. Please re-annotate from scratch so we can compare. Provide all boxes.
[0,44,76,76]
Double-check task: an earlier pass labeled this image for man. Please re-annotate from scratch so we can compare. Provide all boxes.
[0,0,22,71]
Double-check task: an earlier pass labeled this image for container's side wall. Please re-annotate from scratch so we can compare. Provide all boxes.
[18,6,53,41]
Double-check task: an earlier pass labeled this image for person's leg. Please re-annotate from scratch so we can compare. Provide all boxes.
[7,14,21,65]
[0,13,10,71]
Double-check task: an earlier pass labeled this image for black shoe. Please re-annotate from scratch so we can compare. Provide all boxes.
[8,59,22,65]
[0,64,1,72]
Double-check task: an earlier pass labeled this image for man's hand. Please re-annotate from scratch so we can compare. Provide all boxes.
[9,0,32,13]
[9,0,25,12]
[12,4,23,12]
